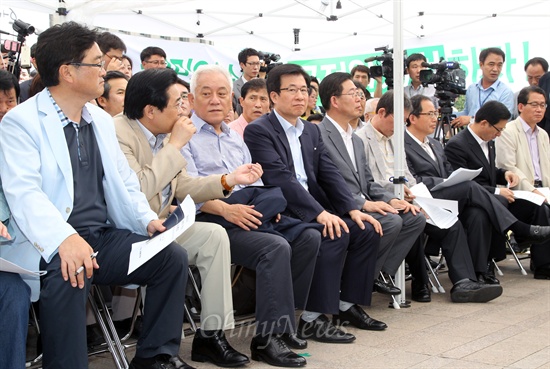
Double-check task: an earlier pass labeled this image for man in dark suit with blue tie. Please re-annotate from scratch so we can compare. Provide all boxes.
[244,64,386,345]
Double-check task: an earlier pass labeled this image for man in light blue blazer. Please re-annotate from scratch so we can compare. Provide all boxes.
[0,22,190,369]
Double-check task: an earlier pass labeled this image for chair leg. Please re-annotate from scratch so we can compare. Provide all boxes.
[379,272,401,309]
[89,285,129,369]
[506,240,528,275]
[492,258,504,276]
[120,288,142,344]
[424,255,445,293]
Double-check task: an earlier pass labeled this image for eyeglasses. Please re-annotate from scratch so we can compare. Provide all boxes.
[417,111,438,118]
[491,124,505,134]
[67,60,106,69]
[280,87,309,95]
[525,102,547,109]
[144,60,167,66]
[245,62,261,67]
[338,90,366,100]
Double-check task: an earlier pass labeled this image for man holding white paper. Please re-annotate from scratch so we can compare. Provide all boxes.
[0,23,190,369]
[356,91,503,303]
[448,97,550,280]
[115,68,262,367]
[406,95,550,286]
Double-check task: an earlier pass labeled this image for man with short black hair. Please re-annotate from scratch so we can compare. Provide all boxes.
[404,53,437,107]
[97,31,127,72]
[0,22,190,369]
[229,78,270,138]
[351,64,382,98]
[96,70,128,117]
[452,47,514,127]
[0,70,18,120]
[245,63,387,343]
[233,48,260,115]
[140,46,168,69]
[116,67,262,367]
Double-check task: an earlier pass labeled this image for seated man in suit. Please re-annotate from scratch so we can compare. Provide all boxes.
[356,91,504,303]
[115,68,267,367]
[244,64,386,344]
[403,95,550,281]
[454,95,550,279]
[0,22,189,369]
[317,72,426,298]
[182,64,321,368]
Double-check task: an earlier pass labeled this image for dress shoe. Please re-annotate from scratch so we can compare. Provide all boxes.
[373,279,401,295]
[250,334,306,367]
[130,354,195,369]
[534,265,550,280]
[477,272,500,285]
[516,225,550,244]
[333,304,387,331]
[297,314,355,343]
[278,333,307,349]
[450,280,503,303]
[191,329,249,367]
[411,281,431,302]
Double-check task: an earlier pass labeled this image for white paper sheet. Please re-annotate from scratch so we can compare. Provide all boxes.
[513,190,546,206]
[536,187,550,203]
[431,167,482,191]
[0,257,46,276]
[128,195,195,275]
[410,183,459,229]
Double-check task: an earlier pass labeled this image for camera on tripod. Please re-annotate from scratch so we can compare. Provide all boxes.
[364,46,406,89]
[258,51,282,75]
[419,60,467,142]
[419,60,466,97]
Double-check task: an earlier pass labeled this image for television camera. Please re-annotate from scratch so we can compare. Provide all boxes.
[419,60,467,142]
[364,46,407,90]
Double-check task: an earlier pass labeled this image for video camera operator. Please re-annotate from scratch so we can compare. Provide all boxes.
[404,53,438,108]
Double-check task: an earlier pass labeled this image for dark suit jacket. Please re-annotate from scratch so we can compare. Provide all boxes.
[318,117,394,209]
[243,111,359,223]
[404,131,454,190]
[444,128,507,193]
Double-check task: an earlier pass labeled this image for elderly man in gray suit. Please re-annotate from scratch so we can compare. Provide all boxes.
[316,72,426,298]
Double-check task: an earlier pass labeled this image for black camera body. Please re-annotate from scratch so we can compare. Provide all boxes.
[365,46,406,89]
[12,19,35,38]
[258,51,282,75]
[419,61,466,98]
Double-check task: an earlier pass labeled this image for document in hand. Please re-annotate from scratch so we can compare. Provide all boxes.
[409,182,459,229]
[128,195,195,274]
[0,257,47,276]
[512,190,546,206]
[430,168,482,191]
[536,187,550,203]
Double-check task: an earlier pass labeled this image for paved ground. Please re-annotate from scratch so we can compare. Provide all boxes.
[82,255,549,368]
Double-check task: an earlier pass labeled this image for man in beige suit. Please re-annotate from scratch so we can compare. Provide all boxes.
[115,68,263,367]
[496,85,550,279]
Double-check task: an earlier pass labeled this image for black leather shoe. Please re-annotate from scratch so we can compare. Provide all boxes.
[374,279,401,295]
[250,334,306,367]
[477,272,500,285]
[516,225,550,244]
[534,265,550,280]
[278,333,307,349]
[130,354,195,369]
[450,280,503,303]
[297,314,355,343]
[333,304,387,331]
[191,329,249,367]
[411,281,431,302]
